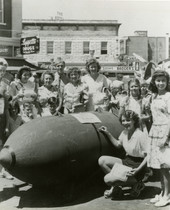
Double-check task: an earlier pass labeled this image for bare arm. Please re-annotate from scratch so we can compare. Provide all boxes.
[127,156,147,176]
[98,126,122,148]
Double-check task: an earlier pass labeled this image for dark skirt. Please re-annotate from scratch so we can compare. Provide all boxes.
[122,155,147,181]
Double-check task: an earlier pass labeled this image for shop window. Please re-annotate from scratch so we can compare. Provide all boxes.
[101,42,107,54]
[0,0,4,24]
[47,41,54,54]
[65,41,72,54]
[83,41,89,54]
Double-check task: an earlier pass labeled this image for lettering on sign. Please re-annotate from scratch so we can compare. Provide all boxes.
[20,36,40,55]
[38,62,58,70]
[117,66,134,71]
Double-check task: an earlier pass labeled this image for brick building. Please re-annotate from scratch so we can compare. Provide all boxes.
[126,35,166,64]
[22,19,128,71]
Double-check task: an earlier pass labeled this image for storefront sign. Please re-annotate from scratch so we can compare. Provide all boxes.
[117,66,134,71]
[20,36,40,55]
[38,62,58,71]
[134,31,148,37]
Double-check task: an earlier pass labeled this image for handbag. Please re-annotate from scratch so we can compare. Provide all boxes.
[106,163,132,182]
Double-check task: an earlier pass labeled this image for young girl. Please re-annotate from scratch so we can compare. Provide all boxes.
[22,102,35,123]
[98,110,148,199]
[41,97,61,116]
[147,70,170,207]
[63,67,88,114]
[119,78,151,134]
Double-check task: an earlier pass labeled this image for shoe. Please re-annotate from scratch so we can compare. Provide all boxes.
[111,186,123,199]
[0,172,5,178]
[154,196,170,207]
[5,174,14,180]
[104,187,113,198]
[130,181,145,198]
[150,193,162,204]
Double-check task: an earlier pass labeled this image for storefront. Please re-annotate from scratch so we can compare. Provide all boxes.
[5,57,43,74]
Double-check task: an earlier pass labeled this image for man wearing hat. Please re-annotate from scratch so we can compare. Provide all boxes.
[53,57,69,113]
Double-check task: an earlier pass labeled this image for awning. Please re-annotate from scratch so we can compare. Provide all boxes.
[4,57,43,72]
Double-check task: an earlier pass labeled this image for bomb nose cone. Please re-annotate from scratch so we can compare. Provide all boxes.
[0,146,15,169]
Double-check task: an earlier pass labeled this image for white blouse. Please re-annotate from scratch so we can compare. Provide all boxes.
[119,128,148,157]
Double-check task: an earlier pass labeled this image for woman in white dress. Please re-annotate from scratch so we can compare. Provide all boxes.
[147,70,170,207]
[81,58,111,111]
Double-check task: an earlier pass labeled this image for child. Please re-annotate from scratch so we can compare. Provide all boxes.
[41,97,61,116]
[22,102,35,123]
[98,110,148,199]
[147,70,170,207]
[63,67,88,113]
[109,84,123,110]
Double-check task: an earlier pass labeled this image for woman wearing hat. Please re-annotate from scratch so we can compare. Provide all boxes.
[81,58,112,111]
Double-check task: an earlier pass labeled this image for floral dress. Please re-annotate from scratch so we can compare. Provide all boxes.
[147,92,170,169]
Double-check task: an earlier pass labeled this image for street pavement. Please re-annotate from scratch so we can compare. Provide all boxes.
[0,175,169,210]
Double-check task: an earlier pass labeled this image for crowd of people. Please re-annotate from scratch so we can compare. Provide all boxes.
[0,56,169,207]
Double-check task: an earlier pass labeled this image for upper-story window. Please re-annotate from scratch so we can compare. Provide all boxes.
[47,41,54,54]
[0,0,4,24]
[101,42,107,54]
[83,41,90,54]
[65,41,72,54]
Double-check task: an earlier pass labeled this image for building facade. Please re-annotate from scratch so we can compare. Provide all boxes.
[125,35,166,64]
[22,19,128,71]
[0,0,22,57]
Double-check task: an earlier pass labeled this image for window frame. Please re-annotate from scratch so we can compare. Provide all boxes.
[101,42,108,55]
[83,41,90,54]
[65,41,72,54]
[46,41,54,54]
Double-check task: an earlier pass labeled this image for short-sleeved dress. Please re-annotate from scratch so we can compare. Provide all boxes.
[147,92,170,169]
[81,74,111,111]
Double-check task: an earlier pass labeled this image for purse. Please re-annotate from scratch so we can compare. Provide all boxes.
[107,163,132,182]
